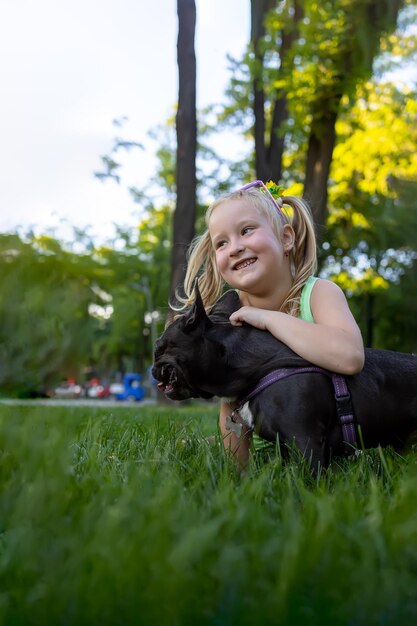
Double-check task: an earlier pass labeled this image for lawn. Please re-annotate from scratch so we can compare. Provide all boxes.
[1,402,417,625]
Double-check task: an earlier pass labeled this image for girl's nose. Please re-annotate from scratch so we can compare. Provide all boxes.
[229,238,244,256]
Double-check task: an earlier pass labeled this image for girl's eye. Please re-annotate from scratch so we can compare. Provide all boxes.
[215,240,226,250]
[242,226,254,235]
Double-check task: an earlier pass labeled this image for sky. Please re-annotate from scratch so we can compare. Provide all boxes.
[0,0,250,243]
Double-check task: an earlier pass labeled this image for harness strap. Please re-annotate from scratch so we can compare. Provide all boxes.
[237,367,357,452]
[332,374,356,452]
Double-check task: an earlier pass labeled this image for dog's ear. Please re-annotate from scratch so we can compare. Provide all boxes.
[183,280,209,331]
[209,290,240,320]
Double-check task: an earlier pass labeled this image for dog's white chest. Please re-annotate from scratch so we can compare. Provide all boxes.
[222,398,255,434]
[239,402,254,429]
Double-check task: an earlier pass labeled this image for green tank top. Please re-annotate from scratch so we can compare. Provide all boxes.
[299,276,319,323]
[252,276,319,451]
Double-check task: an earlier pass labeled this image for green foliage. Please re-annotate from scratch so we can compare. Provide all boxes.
[375,0,417,74]
[217,1,411,180]
[0,203,172,394]
[0,234,97,394]
[325,82,417,264]
[1,403,417,624]
[90,203,172,373]
[146,118,177,197]
[321,82,417,348]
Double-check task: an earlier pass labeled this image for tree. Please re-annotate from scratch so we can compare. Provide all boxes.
[170,0,197,306]
[321,81,417,348]
[301,0,404,226]
[0,233,98,394]
[0,197,172,394]
[250,0,303,183]
[237,0,407,226]
[92,202,172,372]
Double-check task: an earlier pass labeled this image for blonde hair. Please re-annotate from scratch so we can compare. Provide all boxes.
[173,187,317,317]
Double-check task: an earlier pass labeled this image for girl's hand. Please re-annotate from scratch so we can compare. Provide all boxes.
[229,306,272,331]
[228,280,364,375]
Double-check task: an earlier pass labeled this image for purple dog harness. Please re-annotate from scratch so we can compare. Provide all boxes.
[227,367,357,453]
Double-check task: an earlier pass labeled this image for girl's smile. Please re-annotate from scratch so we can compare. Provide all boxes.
[233,257,257,271]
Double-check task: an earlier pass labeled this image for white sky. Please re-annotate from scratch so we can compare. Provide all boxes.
[0,0,250,242]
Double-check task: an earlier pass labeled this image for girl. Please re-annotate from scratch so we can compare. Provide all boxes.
[175,180,364,466]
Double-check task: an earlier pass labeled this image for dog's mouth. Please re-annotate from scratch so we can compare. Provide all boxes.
[157,364,178,395]
[154,362,194,399]
[152,360,213,401]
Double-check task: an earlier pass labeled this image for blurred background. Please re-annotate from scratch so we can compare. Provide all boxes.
[1,0,416,398]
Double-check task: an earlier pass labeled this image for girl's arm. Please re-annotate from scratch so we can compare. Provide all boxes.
[229,279,364,375]
[219,398,252,468]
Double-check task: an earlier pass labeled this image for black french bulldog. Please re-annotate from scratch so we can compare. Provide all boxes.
[152,285,417,469]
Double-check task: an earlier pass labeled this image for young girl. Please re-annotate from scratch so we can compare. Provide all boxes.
[176,180,364,466]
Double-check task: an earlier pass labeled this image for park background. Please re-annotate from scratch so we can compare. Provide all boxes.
[1,0,416,396]
[2,3,417,624]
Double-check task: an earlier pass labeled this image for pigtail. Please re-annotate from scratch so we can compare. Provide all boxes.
[279,195,318,317]
[171,231,225,313]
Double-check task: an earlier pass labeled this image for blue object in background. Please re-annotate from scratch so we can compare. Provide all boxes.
[115,373,145,402]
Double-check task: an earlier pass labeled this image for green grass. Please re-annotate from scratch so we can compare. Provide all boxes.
[1,402,417,625]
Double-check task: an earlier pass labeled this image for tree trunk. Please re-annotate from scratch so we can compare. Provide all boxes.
[303,0,404,230]
[170,0,197,306]
[303,102,340,229]
[250,0,275,181]
[251,0,302,183]
[249,0,404,230]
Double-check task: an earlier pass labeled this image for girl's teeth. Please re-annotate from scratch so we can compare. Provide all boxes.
[236,259,255,270]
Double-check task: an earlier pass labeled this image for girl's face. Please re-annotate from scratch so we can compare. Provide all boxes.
[208,198,294,295]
